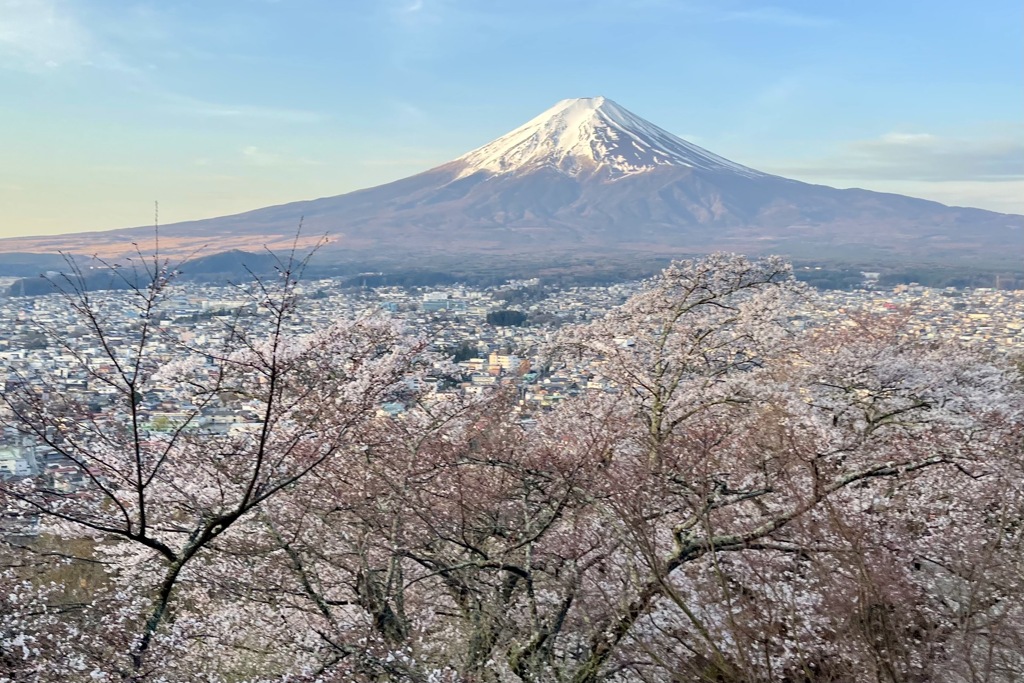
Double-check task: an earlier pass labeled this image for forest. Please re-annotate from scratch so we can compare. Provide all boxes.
[1,253,1022,682]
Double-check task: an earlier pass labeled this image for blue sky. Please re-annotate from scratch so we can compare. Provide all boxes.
[0,0,1021,237]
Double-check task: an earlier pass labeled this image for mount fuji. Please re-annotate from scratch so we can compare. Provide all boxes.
[2,97,1020,266]
[449,96,766,181]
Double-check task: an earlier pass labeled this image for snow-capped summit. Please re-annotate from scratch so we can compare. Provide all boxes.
[452,96,766,180]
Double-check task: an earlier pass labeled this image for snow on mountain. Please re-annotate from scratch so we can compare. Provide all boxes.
[0,96,1019,267]
[452,96,767,180]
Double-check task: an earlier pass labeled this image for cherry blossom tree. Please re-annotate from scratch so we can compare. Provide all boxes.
[2,252,1021,682]
[545,256,1024,682]
[0,247,428,680]
[229,255,1022,683]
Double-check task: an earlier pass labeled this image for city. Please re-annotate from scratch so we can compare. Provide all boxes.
[3,268,1022,484]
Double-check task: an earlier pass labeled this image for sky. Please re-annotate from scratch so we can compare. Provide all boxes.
[0,0,1021,238]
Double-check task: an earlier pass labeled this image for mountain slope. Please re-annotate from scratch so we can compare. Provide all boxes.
[0,97,1020,265]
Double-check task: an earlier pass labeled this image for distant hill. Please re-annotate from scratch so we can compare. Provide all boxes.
[0,253,80,277]
[6,267,143,297]
[3,249,285,297]
[177,250,282,281]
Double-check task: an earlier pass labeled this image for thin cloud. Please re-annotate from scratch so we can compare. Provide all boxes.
[385,0,466,69]
[241,146,324,168]
[390,0,445,26]
[879,132,937,145]
[595,2,832,28]
[160,92,329,124]
[242,146,276,166]
[768,129,1024,182]
[361,155,445,168]
[833,179,1024,215]
[0,4,326,125]
[0,0,93,70]
[0,0,143,74]
[721,6,834,28]
[394,100,426,120]
[756,76,804,108]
